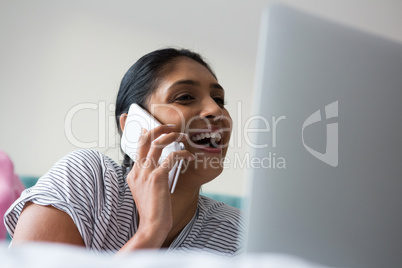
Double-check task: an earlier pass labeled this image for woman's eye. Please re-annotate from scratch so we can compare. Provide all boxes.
[213,97,226,106]
[175,94,195,102]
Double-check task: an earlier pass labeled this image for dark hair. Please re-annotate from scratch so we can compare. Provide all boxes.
[115,47,216,168]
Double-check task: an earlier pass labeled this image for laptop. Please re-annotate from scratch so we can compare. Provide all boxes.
[244,4,402,268]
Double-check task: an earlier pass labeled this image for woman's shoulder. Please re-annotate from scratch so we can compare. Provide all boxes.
[30,149,129,213]
[60,149,120,168]
[40,149,126,189]
[56,149,124,175]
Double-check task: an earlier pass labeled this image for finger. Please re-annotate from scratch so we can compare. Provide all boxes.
[146,132,188,163]
[136,124,177,159]
[156,150,195,174]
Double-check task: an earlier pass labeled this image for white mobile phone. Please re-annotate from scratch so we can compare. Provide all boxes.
[120,103,185,193]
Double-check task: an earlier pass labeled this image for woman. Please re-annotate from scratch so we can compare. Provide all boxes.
[4,48,245,255]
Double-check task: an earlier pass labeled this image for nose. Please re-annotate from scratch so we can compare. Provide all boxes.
[199,97,223,120]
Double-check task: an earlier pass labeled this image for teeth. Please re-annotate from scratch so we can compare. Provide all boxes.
[190,131,222,142]
[210,132,222,143]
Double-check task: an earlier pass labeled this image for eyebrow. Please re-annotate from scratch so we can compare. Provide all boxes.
[169,79,224,91]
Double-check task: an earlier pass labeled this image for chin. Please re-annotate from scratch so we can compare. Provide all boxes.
[182,158,224,185]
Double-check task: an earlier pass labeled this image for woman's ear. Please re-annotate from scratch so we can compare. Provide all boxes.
[119,113,128,132]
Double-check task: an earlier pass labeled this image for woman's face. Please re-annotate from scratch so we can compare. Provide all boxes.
[146,57,232,184]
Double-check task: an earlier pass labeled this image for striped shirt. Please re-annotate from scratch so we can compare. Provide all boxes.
[4,149,245,255]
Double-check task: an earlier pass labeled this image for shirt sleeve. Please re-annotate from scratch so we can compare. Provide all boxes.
[3,149,106,247]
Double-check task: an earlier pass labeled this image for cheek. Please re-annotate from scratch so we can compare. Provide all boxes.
[223,110,233,136]
[152,106,189,130]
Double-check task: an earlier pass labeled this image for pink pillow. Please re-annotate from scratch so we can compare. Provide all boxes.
[0,150,25,239]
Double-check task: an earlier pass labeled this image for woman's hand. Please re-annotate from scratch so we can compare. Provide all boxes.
[118,125,194,253]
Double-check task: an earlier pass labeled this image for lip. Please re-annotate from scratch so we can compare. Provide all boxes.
[189,142,223,154]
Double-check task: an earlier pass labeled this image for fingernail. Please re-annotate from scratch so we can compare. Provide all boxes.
[166,124,176,127]
[187,154,195,161]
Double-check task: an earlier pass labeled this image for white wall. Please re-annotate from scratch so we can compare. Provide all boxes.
[1,0,401,196]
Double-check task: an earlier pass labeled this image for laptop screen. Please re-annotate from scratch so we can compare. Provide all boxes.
[244,4,402,268]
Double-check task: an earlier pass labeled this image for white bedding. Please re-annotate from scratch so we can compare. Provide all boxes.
[0,242,332,268]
